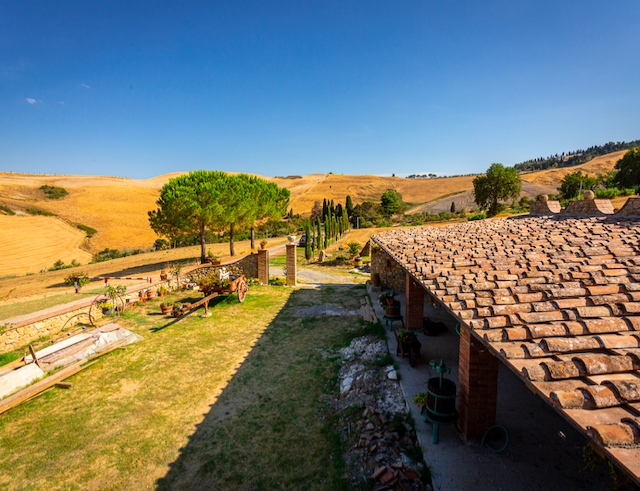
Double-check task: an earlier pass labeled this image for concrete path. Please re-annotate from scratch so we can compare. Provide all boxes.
[370,286,611,491]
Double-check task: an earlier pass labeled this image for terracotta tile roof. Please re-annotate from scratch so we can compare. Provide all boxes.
[371,215,640,483]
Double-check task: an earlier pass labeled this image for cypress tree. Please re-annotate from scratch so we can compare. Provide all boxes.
[316,218,321,250]
[322,199,328,219]
[450,201,456,213]
[346,196,353,217]
[305,220,312,260]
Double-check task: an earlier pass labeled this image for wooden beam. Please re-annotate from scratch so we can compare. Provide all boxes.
[28,345,43,370]
[0,356,26,374]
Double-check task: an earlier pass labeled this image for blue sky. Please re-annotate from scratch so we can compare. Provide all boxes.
[1,1,639,179]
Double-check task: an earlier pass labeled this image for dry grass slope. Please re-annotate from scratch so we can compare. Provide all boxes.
[0,149,628,276]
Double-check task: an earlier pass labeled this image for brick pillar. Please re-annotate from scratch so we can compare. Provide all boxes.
[405,274,424,331]
[286,244,297,286]
[458,326,499,440]
[257,249,269,285]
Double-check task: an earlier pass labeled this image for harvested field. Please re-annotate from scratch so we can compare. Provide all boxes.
[0,149,629,277]
[0,216,92,276]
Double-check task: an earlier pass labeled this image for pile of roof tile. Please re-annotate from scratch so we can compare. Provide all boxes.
[372,215,640,481]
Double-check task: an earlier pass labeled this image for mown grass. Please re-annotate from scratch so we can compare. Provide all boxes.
[0,283,365,490]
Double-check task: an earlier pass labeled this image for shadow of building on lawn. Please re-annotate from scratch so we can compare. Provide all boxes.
[156,283,363,491]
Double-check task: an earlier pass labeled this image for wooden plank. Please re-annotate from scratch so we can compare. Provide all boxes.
[0,360,99,415]
[0,339,126,415]
[0,356,26,374]
[40,338,95,366]
[28,345,42,370]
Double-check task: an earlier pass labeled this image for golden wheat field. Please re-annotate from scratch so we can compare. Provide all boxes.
[0,149,629,277]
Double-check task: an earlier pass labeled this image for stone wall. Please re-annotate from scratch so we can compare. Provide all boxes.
[615,197,640,216]
[529,200,561,215]
[561,198,614,216]
[186,253,258,282]
[371,246,406,292]
[0,253,260,355]
[0,304,107,355]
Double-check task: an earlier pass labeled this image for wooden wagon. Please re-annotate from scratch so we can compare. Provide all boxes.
[209,274,248,302]
[162,275,248,318]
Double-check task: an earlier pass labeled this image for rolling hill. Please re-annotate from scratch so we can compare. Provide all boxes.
[0,148,629,275]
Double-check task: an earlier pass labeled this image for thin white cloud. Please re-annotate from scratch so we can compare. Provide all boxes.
[26,98,36,104]
[59,101,65,104]
[80,83,90,88]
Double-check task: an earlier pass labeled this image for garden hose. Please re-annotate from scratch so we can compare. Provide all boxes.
[481,425,509,453]
[455,323,461,336]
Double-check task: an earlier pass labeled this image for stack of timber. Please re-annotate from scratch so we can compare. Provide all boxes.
[0,323,142,414]
[359,297,378,323]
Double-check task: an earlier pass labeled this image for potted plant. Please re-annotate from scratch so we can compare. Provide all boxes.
[398,329,418,344]
[147,287,158,299]
[158,284,168,297]
[260,240,268,250]
[105,284,127,312]
[412,392,429,412]
[171,305,183,317]
[160,303,172,315]
[160,270,168,281]
[101,303,114,315]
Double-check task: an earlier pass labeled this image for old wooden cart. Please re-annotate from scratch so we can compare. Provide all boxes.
[209,275,248,302]
[163,275,248,318]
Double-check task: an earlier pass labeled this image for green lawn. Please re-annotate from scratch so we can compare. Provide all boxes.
[0,283,367,490]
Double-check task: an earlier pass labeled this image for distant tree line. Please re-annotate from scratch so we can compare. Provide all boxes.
[513,139,640,172]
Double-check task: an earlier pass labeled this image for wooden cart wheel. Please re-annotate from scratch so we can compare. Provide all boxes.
[237,279,247,303]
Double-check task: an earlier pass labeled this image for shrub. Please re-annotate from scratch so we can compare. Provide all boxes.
[49,260,72,271]
[595,188,621,199]
[40,185,68,199]
[64,272,90,290]
[469,213,486,221]
[0,205,16,215]
[26,208,56,216]
[75,223,97,238]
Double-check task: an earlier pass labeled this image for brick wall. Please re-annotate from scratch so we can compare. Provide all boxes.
[257,249,269,285]
[371,246,406,292]
[405,274,424,331]
[458,326,499,440]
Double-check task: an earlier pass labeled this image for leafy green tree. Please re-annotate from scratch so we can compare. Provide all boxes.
[149,170,227,263]
[558,171,598,200]
[472,164,522,217]
[613,147,640,188]
[380,190,399,214]
[345,196,354,217]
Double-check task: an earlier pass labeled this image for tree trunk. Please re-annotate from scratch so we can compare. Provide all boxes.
[199,225,207,264]
[230,223,236,256]
[251,223,255,250]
